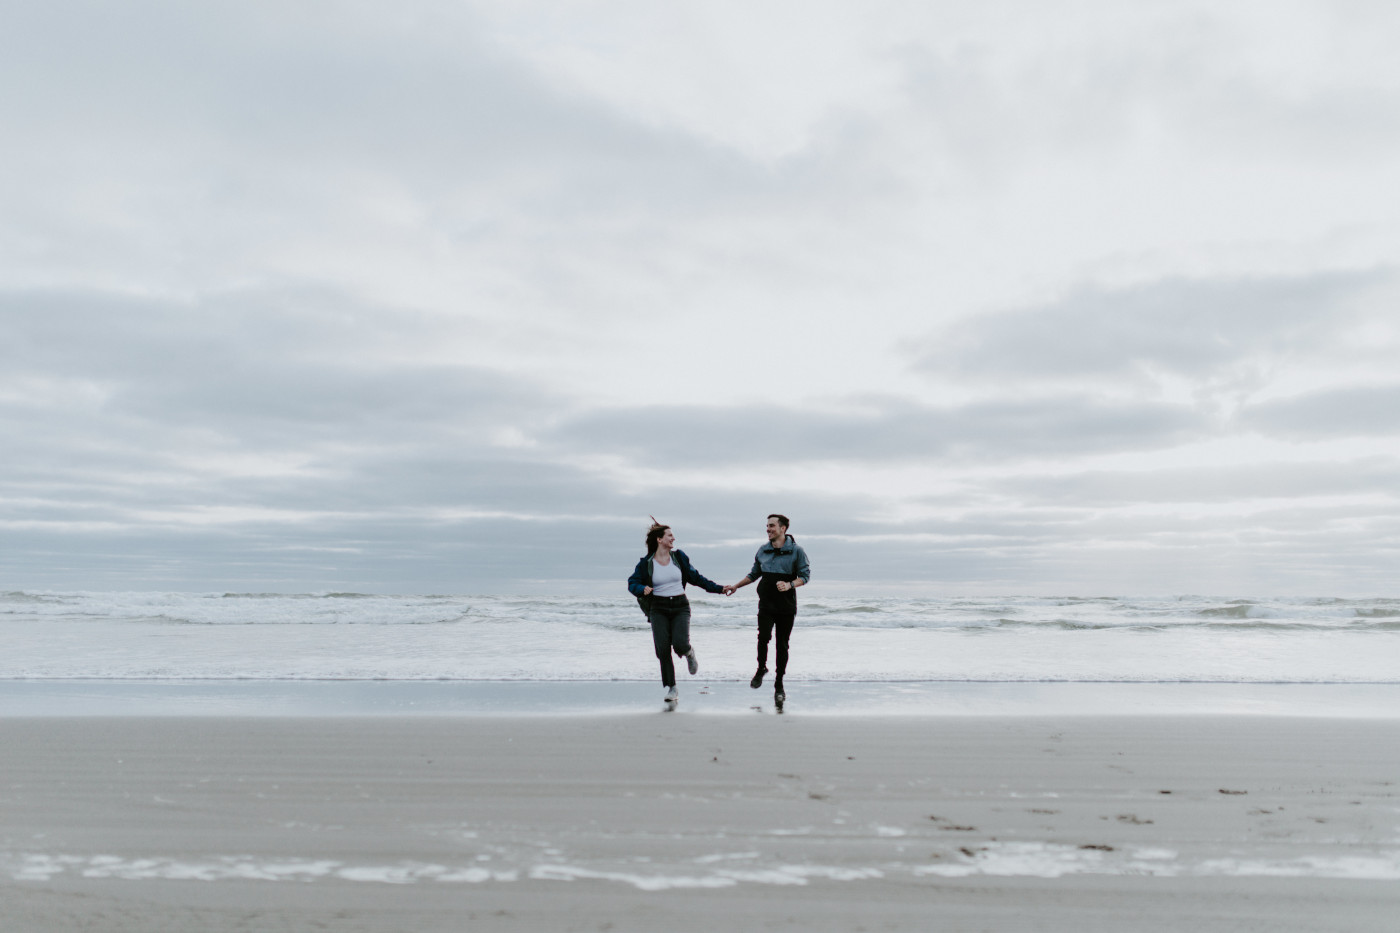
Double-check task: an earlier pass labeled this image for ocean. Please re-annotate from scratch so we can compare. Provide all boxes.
[4,590,1396,684]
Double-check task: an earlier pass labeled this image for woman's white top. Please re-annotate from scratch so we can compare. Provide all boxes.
[650,557,684,597]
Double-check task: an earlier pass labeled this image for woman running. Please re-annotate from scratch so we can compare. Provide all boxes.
[627,520,726,709]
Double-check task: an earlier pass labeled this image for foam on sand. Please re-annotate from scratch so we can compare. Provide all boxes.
[10,846,1399,888]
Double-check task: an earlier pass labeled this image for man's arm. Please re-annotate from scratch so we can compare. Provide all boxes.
[725,554,764,595]
[776,546,810,592]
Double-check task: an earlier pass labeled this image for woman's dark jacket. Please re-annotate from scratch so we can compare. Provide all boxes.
[627,550,725,602]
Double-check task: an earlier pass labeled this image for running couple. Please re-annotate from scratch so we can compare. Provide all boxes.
[626,514,811,709]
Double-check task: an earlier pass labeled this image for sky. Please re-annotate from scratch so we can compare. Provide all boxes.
[2,0,1398,595]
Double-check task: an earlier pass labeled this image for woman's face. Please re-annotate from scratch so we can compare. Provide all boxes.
[657,529,675,551]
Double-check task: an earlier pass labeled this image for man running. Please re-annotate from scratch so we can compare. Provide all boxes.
[724,514,810,704]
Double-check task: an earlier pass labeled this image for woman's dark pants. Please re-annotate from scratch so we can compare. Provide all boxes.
[648,595,691,687]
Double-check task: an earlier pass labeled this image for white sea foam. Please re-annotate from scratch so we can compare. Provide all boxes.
[916,843,1400,880]
[917,843,1169,878]
[435,867,510,883]
[528,864,737,890]
[694,851,760,863]
[5,854,342,882]
[11,848,1399,887]
[725,865,885,883]
[1195,854,1400,880]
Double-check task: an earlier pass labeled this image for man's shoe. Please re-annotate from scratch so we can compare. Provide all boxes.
[686,647,699,676]
[774,678,785,703]
[750,667,768,689]
[665,686,678,708]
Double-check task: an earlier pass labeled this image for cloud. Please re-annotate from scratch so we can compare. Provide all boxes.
[1240,384,1400,439]
[3,4,1400,594]
[0,0,808,327]
[989,459,1400,507]
[0,0,814,218]
[0,282,851,589]
[547,394,1204,468]
[0,286,565,521]
[917,270,1391,387]
[6,274,1392,593]
[4,3,606,169]
[893,3,1400,170]
[3,287,533,407]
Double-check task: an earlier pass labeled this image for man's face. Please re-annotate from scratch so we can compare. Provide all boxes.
[766,518,785,545]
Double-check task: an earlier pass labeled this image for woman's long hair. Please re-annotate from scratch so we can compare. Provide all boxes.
[645,516,669,557]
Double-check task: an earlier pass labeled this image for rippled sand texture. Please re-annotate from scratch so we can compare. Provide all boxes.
[3,715,1398,931]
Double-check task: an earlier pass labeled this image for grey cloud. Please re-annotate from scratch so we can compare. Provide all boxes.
[720,497,1400,595]
[548,395,1204,467]
[5,6,1398,595]
[897,12,1400,172]
[988,459,1400,508]
[1240,385,1400,439]
[0,447,885,594]
[0,283,874,589]
[2,288,541,437]
[1,1,879,355]
[0,300,937,590]
[6,4,574,157]
[0,1,786,217]
[917,270,1390,385]
[1,287,566,528]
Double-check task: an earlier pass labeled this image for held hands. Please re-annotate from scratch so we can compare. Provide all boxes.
[719,580,797,595]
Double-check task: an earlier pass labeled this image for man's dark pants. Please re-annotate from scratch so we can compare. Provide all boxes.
[756,603,795,679]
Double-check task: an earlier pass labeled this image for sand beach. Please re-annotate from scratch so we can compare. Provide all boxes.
[3,701,1398,932]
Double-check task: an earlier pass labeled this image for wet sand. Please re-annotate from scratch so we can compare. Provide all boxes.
[3,714,1398,931]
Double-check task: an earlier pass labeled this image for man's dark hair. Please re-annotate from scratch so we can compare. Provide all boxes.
[768,513,790,530]
[645,523,670,556]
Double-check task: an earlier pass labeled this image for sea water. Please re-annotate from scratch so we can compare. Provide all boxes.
[3,590,1396,684]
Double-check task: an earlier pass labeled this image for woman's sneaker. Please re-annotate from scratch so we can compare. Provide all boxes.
[686,647,699,675]
[665,686,679,710]
[750,666,767,689]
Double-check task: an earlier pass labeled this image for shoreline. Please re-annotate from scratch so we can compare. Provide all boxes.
[3,714,1398,931]
[2,678,1399,717]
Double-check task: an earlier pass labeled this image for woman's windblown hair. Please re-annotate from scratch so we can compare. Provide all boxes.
[645,515,670,556]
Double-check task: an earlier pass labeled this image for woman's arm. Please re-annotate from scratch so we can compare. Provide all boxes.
[675,551,725,594]
[626,557,653,598]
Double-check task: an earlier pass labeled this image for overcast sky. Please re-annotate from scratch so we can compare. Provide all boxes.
[3,0,1398,595]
